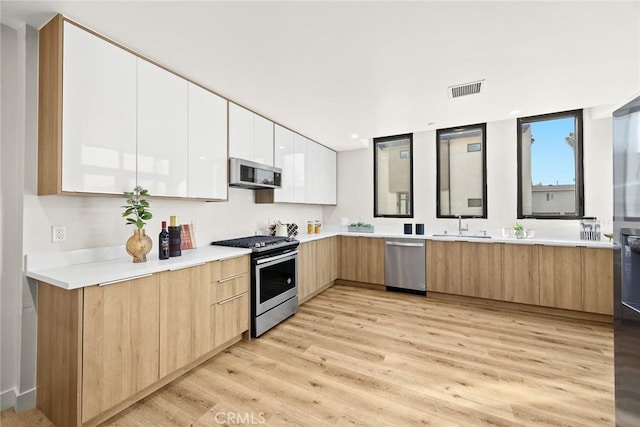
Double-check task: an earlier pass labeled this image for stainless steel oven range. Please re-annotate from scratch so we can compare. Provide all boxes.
[211,236,299,337]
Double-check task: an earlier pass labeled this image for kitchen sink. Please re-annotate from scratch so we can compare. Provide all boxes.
[431,233,492,239]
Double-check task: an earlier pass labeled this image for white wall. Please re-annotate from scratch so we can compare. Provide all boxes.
[324,111,613,240]
[2,24,324,412]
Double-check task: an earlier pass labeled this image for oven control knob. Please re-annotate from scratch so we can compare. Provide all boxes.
[254,243,261,248]
[260,242,266,247]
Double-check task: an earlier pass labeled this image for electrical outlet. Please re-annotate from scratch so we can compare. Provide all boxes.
[51,225,66,243]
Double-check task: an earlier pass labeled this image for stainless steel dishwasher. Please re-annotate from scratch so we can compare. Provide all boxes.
[384,238,426,295]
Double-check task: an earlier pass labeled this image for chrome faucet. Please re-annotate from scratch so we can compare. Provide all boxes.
[457,214,468,235]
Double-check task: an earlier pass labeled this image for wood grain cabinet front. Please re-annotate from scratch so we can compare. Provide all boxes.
[159,265,212,377]
[339,236,384,286]
[426,240,462,295]
[460,242,503,300]
[209,255,251,345]
[299,237,339,303]
[81,276,160,423]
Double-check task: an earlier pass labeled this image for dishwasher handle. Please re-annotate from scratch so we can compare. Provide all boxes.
[385,241,425,248]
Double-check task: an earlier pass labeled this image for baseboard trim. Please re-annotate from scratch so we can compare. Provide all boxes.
[1,387,36,412]
[1,388,16,411]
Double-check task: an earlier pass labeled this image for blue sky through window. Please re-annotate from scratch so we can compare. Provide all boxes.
[529,117,575,185]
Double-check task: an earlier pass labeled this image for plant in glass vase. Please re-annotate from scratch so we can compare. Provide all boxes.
[122,186,153,263]
[513,222,527,239]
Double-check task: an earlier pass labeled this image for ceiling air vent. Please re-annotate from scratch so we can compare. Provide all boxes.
[448,80,484,99]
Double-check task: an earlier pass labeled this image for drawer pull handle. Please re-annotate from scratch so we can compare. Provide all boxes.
[99,274,152,286]
[218,273,247,283]
[218,293,247,305]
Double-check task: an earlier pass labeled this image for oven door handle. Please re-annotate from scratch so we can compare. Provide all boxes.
[255,250,298,265]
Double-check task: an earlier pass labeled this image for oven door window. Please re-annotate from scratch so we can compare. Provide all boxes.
[258,256,296,304]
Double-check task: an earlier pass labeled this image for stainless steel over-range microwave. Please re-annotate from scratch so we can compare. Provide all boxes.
[229,158,282,190]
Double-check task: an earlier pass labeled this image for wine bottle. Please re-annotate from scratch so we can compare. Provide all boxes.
[159,221,170,260]
[168,215,182,257]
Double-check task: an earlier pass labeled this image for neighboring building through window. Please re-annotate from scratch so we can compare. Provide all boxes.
[517,110,584,218]
[374,134,413,217]
[436,123,487,218]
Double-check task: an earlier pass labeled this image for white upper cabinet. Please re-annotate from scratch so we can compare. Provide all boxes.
[274,125,295,202]
[137,59,189,197]
[319,145,337,205]
[61,21,137,194]
[273,125,336,205]
[293,133,307,203]
[229,103,274,165]
[253,114,274,165]
[187,83,228,200]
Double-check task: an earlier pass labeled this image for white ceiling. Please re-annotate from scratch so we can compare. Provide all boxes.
[2,1,639,150]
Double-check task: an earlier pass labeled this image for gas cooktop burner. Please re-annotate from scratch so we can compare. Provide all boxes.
[211,235,298,252]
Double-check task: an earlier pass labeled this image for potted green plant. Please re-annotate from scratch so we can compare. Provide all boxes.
[348,222,375,233]
[513,222,527,239]
[122,186,153,263]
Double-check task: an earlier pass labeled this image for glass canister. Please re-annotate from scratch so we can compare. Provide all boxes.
[307,221,314,234]
[314,220,321,234]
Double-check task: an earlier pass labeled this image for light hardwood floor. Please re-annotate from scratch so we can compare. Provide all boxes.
[2,284,614,426]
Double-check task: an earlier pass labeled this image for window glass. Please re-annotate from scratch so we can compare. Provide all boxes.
[518,110,583,218]
[374,134,413,217]
[436,124,487,218]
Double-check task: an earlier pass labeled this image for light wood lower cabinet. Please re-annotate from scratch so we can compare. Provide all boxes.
[37,255,250,427]
[299,237,339,302]
[538,245,583,311]
[82,275,160,422]
[427,241,612,315]
[461,242,503,299]
[159,265,212,377]
[213,293,250,347]
[209,255,250,346]
[502,244,540,305]
[339,236,384,285]
[426,240,462,295]
[582,248,614,315]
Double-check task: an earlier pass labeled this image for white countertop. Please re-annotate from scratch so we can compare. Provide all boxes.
[26,245,250,290]
[28,231,612,291]
[297,231,613,248]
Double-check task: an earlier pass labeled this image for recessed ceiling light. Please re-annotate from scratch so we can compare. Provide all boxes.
[427,122,435,126]
[351,134,359,139]
[509,110,521,116]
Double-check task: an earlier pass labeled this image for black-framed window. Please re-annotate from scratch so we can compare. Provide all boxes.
[517,109,584,219]
[374,134,413,218]
[436,123,487,218]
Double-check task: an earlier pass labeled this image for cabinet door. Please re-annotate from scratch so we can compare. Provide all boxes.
[228,103,254,161]
[461,242,503,299]
[319,146,337,205]
[253,114,274,165]
[293,133,308,202]
[212,293,249,348]
[298,241,317,301]
[306,141,321,204]
[339,236,360,282]
[159,265,211,377]
[359,238,385,285]
[137,59,188,197]
[187,83,227,199]
[82,275,159,422]
[62,21,137,194]
[539,246,583,311]
[502,244,539,305]
[319,236,339,286]
[426,240,462,294]
[582,248,613,315]
[274,125,295,202]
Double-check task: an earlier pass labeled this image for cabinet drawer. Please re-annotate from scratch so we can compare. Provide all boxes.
[212,274,249,304]
[210,255,250,283]
[212,292,249,347]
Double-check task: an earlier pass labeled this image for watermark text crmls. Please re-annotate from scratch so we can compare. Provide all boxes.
[214,411,266,425]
